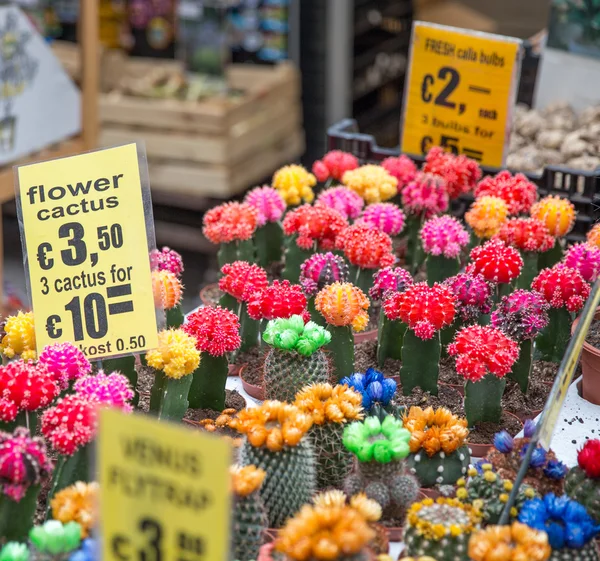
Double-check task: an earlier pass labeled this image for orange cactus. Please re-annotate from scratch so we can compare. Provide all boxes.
[295,383,364,425]
[230,465,266,496]
[587,223,600,249]
[50,481,98,538]
[530,195,576,238]
[152,270,182,309]
[465,196,509,238]
[314,282,370,332]
[403,406,469,457]
[230,401,313,452]
[468,522,551,561]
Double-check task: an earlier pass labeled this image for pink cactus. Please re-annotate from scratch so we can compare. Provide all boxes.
[401,173,449,218]
[475,170,538,215]
[468,239,524,284]
[315,187,365,220]
[564,242,600,282]
[369,266,413,302]
[420,215,469,258]
[383,282,456,340]
[532,263,590,313]
[443,273,493,323]
[358,203,406,236]
[244,186,286,226]
[0,427,52,501]
[312,150,359,182]
[381,155,418,191]
[149,246,184,277]
[73,371,134,413]
[37,342,92,391]
[491,289,550,342]
[299,252,349,297]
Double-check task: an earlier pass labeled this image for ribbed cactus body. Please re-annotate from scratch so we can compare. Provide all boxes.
[407,446,470,488]
[231,490,267,561]
[309,423,353,490]
[264,348,330,402]
[549,541,600,561]
[343,460,419,520]
[565,466,600,523]
[404,527,470,561]
[239,438,316,528]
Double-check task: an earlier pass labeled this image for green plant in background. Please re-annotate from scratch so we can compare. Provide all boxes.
[232,401,316,528]
[262,315,331,402]
[146,329,201,422]
[343,416,419,520]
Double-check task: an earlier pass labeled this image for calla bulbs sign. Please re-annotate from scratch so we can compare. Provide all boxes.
[15,143,159,359]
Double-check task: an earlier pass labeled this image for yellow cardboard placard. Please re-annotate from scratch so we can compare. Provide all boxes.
[16,143,158,359]
[401,22,521,167]
[98,409,231,561]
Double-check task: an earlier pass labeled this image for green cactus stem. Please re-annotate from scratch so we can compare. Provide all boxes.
[440,320,462,358]
[188,353,228,411]
[218,241,239,269]
[509,339,533,394]
[0,410,37,434]
[538,239,563,271]
[47,444,91,508]
[464,374,506,426]
[166,305,184,328]
[550,541,600,561]
[534,307,571,363]
[282,235,313,282]
[565,466,600,523]
[219,292,239,314]
[407,446,470,488]
[239,302,260,353]
[355,267,375,295]
[405,216,425,273]
[255,221,283,268]
[0,485,40,541]
[307,296,325,326]
[327,325,355,382]
[515,251,539,289]
[154,374,194,423]
[377,314,406,366]
[400,330,441,395]
[102,355,138,406]
[309,423,354,490]
[426,255,460,286]
[231,487,267,561]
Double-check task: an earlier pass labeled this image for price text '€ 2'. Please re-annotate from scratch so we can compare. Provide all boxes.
[17,144,158,360]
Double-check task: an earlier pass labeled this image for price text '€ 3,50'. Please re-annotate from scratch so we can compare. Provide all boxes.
[401,23,521,168]
[16,143,158,360]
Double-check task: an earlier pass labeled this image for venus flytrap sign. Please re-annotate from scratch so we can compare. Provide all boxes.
[15,143,159,359]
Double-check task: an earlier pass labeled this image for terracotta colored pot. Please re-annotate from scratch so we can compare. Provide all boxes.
[354,328,378,344]
[228,362,245,377]
[240,364,265,401]
[468,411,522,458]
[386,526,403,542]
[572,310,600,405]
[514,409,542,422]
[199,283,221,307]
[439,381,465,396]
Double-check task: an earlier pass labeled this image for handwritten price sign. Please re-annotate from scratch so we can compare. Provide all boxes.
[401,22,522,167]
[16,143,159,359]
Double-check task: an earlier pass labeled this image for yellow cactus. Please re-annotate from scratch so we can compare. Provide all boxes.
[146,329,200,379]
[315,282,370,331]
[468,522,551,561]
[152,270,182,310]
[230,465,266,497]
[530,195,576,238]
[0,311,36,360]
[465,196,509,238]
[342,164,398,203]
[272,164,317,206]
[50,481,99,538]
[294,383,364,425]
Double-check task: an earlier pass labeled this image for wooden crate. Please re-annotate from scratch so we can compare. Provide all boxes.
[98,60,304,199]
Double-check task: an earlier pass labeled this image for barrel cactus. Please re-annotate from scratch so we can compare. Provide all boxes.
[565,439,600,523]
[295,383,364,489]
[403,406,470,488]
[263,315,331,402]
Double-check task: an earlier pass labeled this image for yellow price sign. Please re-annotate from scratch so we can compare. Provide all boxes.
[15,143,159,359]
[98,409,231,561]
[401,22,522,167]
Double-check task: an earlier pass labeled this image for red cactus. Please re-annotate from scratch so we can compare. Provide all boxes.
[183,306,241,356]
[0,427,52,501]
[0,360,59,422]
[422,146,482,199]
[202,202,258,244]
[496,218,555,253]
[443,273,493,322]
[383,282,456,340]
[247,280,309,322]
[475,170,538,215]
[448,325,519,382]
[335,223,395,269]
[41,395,98,456]
[468,239,524,284]
[312,150,359,182]
[219,261,269,302]
[531,263,590,313]
[282,204,348,250]
[577,439,600,479]
[381,155,418,191]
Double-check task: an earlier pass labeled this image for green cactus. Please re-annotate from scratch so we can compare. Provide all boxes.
[255,221,283,268]
[565,466,600,523]
[550,542,600,561]
[282,235,313,282]
[407,446,470,488]
[262,316,331,402]
[426,255,460,285]
[342,416,419,520]
[0,486,41,542]
[464,374,507,426]
[376,314,406,366]
[308,423,353,490]
[28,521,82,559]
[400,330,441,395]
[0,543,28,561]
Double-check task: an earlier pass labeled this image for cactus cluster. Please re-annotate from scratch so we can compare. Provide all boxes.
[0,311,37,361]
[423,146,482,199]
[465,196,509,239]
[29,520,83,558]
[359,202,406,237]
[37,342,91,391]
[468,522,551,561]
[475,170,538,215]
[565,439,600,523]
[150,246,184,277]
[272,164,317,205]
[312,150,359,183]
[342,164,398,203]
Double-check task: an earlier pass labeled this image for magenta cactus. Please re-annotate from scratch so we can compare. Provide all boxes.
[315,186,365,220]
[150,246,184,278]
[443,273,493,323]
[369,266,414,302]
[381,154,418,191]
[491,290,550,393]
[564,242,600,283]
[300,252,349,297]
[37,342,92,391]
[73,371,135,413]
[358,203,405,236]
